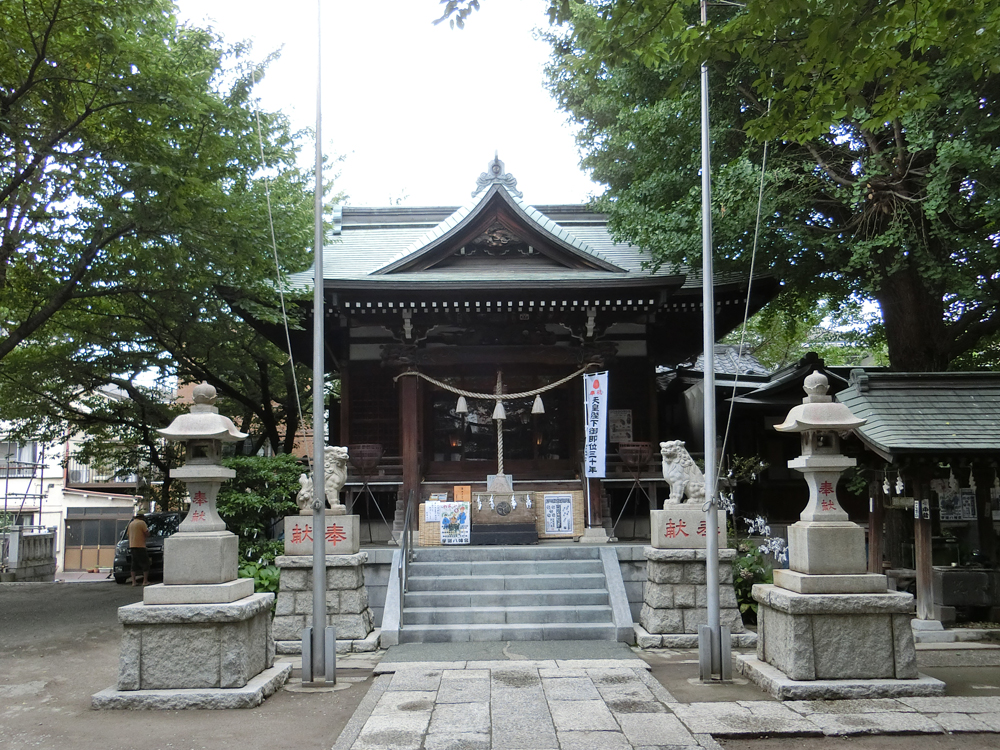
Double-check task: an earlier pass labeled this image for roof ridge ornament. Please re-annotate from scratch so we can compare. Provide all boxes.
[473,152,523,198]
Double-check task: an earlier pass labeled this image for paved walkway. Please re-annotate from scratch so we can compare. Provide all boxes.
[330,648,1000,750]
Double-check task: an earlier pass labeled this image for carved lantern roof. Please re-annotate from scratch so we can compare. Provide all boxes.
[775,371,866,433]
[158,383,248,443]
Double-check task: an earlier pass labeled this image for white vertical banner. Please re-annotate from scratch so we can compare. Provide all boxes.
[583,371,608,478]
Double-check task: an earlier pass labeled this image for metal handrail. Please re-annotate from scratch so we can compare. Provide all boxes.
[398,489,415,627]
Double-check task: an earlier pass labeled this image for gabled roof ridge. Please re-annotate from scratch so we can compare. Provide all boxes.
[372,184,625,275]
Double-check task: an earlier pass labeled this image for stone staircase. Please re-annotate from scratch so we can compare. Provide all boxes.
[398,546,623,643]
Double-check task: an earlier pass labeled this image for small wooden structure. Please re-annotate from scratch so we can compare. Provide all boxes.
[837,370,1000,623]
[278,157,776,538]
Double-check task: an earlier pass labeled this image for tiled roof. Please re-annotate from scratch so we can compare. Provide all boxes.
[286,185,685,290]
[836,370,1000,460]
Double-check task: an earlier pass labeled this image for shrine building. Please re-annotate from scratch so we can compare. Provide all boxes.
[283,156,776,542]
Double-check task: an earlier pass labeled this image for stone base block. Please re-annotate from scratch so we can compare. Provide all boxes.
[773,569,887,594]
[634,624,757,650]
[737,655,944,701]
[753,584,918,681]
[143,577,254,605]
[578,526,610,544]
[650,508,727,549]
[640,546,745,636]
[788,521,866,575]
[283,515,360,555]
[275,628,381,655]
[116,593,275,691]
[93,662,290,710]
[163,531,239,585]
[273,552,374,644]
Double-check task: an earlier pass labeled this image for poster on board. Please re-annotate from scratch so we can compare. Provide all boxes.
[438,501,471,545]
[543,494,574,535]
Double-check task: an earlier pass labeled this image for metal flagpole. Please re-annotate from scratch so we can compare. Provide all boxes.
[698,0,725,681]
[307,0,331,685]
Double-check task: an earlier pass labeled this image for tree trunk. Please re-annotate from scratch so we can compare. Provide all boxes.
[876,265,950,371]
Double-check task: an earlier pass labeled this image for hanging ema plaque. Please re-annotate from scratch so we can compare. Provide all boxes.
[543,494,574,535]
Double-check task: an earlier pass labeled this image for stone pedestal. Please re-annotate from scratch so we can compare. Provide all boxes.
[753,584,917,680]
[272,551,377,654]
[163,530,240,585]
[786,521,867,575]
[282,514,361,555]
[650,508,726,549]
[637,547,749,648]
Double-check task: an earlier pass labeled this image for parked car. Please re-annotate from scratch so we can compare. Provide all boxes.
[112,512,183,584]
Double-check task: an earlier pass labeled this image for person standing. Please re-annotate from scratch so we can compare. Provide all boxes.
[126,513,150,586]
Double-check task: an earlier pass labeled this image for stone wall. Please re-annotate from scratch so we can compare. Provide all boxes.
[638,547,746,645]
[2,528,56,582]
[273,552,376,653]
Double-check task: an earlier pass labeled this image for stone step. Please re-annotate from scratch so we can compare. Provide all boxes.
[410,546,600,563]
[402,604,614,625]
[397,621,617,643]
[403,588,611,608]
[406,573,607,592]
[407,559,604,577]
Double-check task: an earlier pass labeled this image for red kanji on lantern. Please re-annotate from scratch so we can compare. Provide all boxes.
[326,524,347,544]
[819,480,835,495]
[664,519,689,538]
[696,519,707,537]
[192,491,207,506]
[191,510,206,522]
[291,523,312,544]
[821,498,835,512]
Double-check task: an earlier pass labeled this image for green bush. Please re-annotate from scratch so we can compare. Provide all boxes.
[217,453,303,566]
[238,560,281,595]
[732,538,775,625]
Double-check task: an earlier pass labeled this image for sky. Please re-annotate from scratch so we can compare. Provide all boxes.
[175,0,601,207]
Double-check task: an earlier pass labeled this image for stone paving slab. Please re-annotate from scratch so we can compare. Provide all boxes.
[804,710,944,735]
[338,660,1000,749]
[670,701,823,737]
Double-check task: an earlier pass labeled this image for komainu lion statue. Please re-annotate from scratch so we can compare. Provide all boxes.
[296,445,350,513]
[660,440,705,506]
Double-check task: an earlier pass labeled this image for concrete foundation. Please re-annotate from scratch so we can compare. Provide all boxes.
[114,593,275,692]
[273,552,375,653]
[753,583,919,682]
[638,547,745,636]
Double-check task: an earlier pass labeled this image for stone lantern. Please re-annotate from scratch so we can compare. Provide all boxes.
[147,382,253,603]
[772,370,869,586]
[93,383,289,709]
[737,371,941,699]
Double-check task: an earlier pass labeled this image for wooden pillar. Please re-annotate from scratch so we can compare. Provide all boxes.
[339,366,350,445]
[868,478,884,574]
[400,374,420,510]
[587,477,603,528]
[912,470,935,620]
[972,462,997,566]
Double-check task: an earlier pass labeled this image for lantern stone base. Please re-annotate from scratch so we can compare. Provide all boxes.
[100,592,279,708]
[751,583,922,687]
[649,508,727,549]
[143,577,254,605]
[787,521,867,575]
[163,531,239,585]
[283,514,360,556]
[272,552,375,654]
[638,547,745,636]
[772,569,888,595]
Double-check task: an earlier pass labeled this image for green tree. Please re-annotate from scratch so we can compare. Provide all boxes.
[0,0,320,499]
[217,453,303,565]
[0,0,310,360]
[542,1,1000,371]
